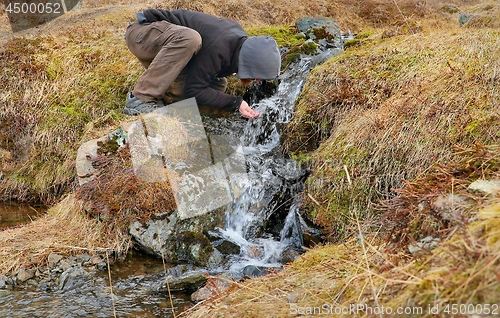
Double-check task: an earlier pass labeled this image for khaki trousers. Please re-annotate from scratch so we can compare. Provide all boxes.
[125,21,227,105]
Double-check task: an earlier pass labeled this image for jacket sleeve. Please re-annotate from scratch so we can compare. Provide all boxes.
[184,48,242,111]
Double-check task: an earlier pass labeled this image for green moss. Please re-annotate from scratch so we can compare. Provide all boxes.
[45,59,63,80]
[301,41,319,54]
[284,41,318,66]
[245,25,319,69]
[245,25,304,48]
[344,30,376,49]
[5,37,46,55]
[284,52,300,65]
[357,30,374,39]
[290,152,313,168]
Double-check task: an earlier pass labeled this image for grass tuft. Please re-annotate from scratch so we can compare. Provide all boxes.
[0,194,131,275]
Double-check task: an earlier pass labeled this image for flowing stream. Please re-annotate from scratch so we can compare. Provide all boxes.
[210,48,342,275]
[0,47,341,317]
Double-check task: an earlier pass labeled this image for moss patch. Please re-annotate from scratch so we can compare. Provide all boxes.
[246,25,305,48]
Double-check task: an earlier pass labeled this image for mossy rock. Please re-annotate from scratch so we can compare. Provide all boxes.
[175,231,214,266]
[295,16,342,48]
[284,41,319,66]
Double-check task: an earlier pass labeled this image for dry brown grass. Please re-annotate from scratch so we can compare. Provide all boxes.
[183,0,500,315]
[0,0,499,314]
[186,201,500,317]
[0,6,141,203]
[381,144,500,248]
[0,0,479,203]
[284,5,500,240]
[182,241,368,318]
[0,194,131,275]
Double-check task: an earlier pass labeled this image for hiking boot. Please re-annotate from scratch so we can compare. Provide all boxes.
[124,92,165,115]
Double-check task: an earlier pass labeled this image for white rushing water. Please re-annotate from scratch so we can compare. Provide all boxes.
[214,48,344,275]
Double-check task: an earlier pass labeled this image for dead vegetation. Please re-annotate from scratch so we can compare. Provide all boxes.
[75,145,177,234]
[381,144,500,248]
[0,194,131,275]
[283,8,500,241]
[0,0,499,315]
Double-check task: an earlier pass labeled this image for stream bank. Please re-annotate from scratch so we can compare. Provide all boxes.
[0,16,344,317]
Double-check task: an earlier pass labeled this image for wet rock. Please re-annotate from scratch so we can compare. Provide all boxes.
[58,266,90,291]
[96,261,108,271]
[17,268,35,283]
[59,260,72,272]
[66,256,78,266]
[301,223,323,248]
[242,265,275,278]
[459,13,476,27]
[129,213,178,256]
[165,264,196,277]
[90,255,103,265]
[0,275,7,289]
[279,208,304,250]
[38,282,48,292]
[47,253,63,267]
[76,254,91,265]
[129,209,225,267]
[176,231,214,266]
[27,280,38,288]
[160,271,208,292]
[468,179,500,196]
[243,80,279,105]
[213,239,241,255]
[206,248,226,269]
[3,276,14,287]
[279,247,300,264]
[409,236,440,255]
[191,274,234,302]
[271,157,306,182]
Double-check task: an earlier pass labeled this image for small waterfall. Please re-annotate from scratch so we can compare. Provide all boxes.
[213,48,343,275]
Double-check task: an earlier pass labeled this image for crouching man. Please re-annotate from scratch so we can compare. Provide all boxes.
[124,9,281,119]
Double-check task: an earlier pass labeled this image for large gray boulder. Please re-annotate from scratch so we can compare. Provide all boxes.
[295,16,343,49]
[129,209,225,266]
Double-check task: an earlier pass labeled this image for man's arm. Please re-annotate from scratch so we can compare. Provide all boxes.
[184,48,242,111]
